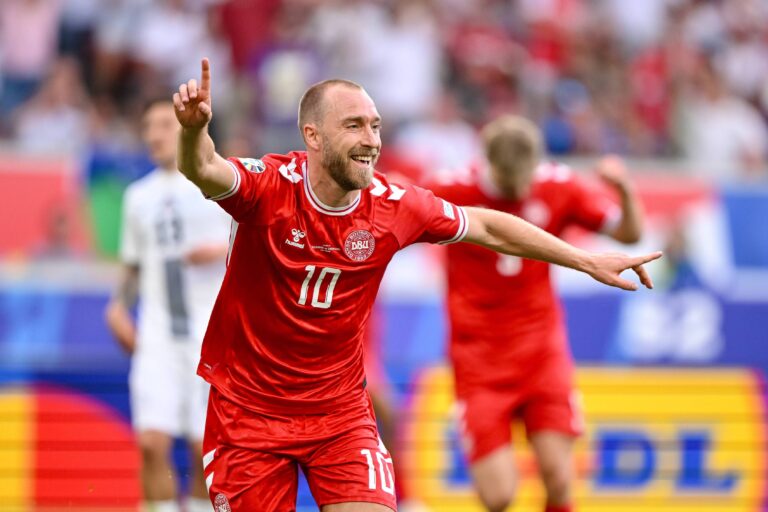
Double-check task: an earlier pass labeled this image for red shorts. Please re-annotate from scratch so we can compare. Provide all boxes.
[202,388,397,511]
[455,355,583,463]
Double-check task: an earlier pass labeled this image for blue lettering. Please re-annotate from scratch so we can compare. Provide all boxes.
[445,425,470,485]
[595,430,655,489]
[676,431,738,491]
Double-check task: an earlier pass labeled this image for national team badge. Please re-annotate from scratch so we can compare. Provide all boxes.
[214,493,231,512]
[238,158,266,173]
[344,229,375,261]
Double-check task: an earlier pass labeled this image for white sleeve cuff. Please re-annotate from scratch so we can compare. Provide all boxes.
[437,206,469,245]
[208,161,241,201]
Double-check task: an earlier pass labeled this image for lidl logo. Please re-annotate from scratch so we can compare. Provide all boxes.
[402,367,766,512]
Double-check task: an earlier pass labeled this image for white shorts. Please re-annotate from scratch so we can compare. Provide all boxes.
[129,340,209,440]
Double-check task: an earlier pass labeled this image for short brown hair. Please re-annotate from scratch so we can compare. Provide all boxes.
[142,96,174,116]
[481,115,542,177]
[298,79,364,135]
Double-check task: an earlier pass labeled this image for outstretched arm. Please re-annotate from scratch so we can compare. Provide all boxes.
[596,155,644,244]
[463,207,661,291]
[173,58,234,197]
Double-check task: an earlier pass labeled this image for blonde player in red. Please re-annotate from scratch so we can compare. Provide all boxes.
[428,116,644,512]
[173,59,658,511]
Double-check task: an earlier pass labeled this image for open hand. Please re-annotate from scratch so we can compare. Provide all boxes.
[173,58,213,130]
[585,251,663,291]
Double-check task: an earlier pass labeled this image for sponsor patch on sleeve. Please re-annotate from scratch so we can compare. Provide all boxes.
[441,199,455,220]
[238,158,266,174]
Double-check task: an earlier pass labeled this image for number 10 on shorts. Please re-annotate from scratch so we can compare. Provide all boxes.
[360,447,395,495]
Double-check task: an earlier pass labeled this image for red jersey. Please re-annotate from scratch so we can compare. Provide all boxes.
[198,151,468,414]
[429,162,620,388]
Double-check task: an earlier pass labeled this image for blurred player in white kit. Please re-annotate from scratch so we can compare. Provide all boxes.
[105,98,231,512]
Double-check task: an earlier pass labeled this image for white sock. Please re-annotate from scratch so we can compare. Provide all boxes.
[145,500,180,512]
[187,497,212,512]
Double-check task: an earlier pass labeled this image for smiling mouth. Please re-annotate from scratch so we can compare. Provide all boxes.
[350,155,374,166]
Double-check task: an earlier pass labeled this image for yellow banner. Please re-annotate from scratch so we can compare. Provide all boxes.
[403,367,767,512]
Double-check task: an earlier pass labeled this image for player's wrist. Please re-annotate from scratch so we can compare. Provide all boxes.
[180,125,208,138]
[574,249,598,275]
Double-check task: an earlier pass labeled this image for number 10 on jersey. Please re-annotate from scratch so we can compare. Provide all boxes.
[298,265,341,309]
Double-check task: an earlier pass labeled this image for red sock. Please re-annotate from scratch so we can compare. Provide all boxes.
[545,506,572,512]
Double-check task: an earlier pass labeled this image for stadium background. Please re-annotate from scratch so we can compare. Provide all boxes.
[1,0,768,510]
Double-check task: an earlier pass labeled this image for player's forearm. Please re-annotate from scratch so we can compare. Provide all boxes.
[104,301,136,354]
[113,264,139,309]
[178,126,216,183]
[612,184,643,244]
[185,242,229,265]
[464,207,592,273]
[178,127,233,197]
[105,265,139,353]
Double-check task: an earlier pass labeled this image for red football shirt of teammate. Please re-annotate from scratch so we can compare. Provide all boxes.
[429,161,620,462]
[198,151,468,510]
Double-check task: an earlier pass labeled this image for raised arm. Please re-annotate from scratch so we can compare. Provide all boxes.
[463,207,661,291]
[596,155,644,244]
[173,58,234,197]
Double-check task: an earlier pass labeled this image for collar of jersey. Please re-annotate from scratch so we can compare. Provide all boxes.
[302,161,361,216]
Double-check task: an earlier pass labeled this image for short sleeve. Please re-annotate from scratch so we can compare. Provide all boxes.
[395,184,469,247]
[208,156,276,222]
[119,188,141,265]
[567,175,621,234]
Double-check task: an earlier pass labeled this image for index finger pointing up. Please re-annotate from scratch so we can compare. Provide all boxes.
[201,58,211,93]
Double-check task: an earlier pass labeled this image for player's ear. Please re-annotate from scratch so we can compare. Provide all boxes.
[303,123,321,151]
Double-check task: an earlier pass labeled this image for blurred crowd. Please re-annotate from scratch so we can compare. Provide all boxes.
[2,0,768,183]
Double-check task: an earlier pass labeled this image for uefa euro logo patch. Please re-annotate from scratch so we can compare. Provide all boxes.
[239,158,266,173]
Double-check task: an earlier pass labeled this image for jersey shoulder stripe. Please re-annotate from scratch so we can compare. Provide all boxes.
[535,161,572,183]
[369,176,406,202]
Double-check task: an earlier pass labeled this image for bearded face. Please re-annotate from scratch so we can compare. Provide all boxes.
[321,134,379,191]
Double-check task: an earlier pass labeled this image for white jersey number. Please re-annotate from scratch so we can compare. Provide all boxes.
[360,448,395,495]
[298,265,341,309]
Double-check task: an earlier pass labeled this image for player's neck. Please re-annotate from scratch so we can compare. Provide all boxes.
[157,163,179,175]
[306,161,360,208]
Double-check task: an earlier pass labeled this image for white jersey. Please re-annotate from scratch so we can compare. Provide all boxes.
[120,168,230,347]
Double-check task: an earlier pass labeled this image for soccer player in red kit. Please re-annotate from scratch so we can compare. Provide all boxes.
[172,59,659,512]
[428,115,645,512]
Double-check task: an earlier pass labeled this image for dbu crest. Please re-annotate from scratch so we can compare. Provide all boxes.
[344,229,375,261]
[214,493,231,512]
